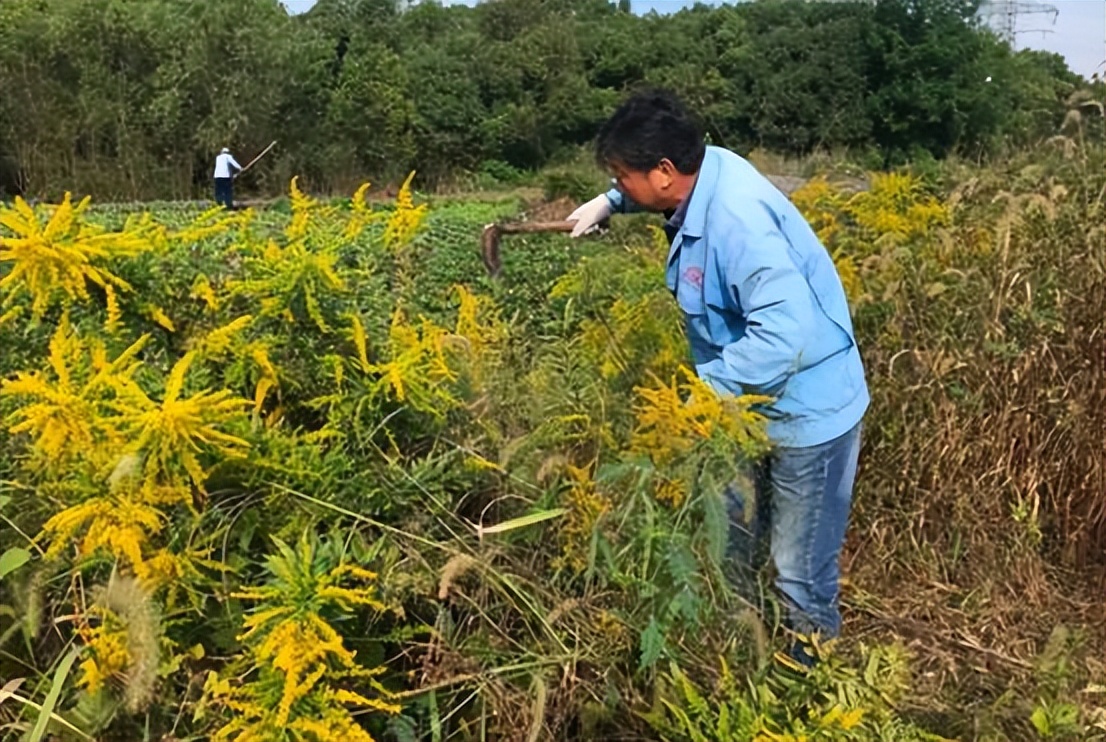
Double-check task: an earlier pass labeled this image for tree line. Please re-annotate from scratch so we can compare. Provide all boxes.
[0,0,1096,200]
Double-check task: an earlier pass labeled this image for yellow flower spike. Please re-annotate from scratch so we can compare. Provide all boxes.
[248,345,278,411]
[331,563,378,580]
[78,615,131,695]
[383,170,428,251]
[276,663,326,726]
[0,196,34,235]
[555,464,611,573]
[348,314,372,372]
[149,307,175,332]
[38,488,174,579]
[631,367,773,466]
[208,539,398,741]
[1,319,148,467]
[195,315,253,357]
[316,585,387,611]
[464,453,503,473]
[833,251,863,305]
[344,181,384,240]
[451,284,506,370]
[303,282,331,332]
[654,478,688,507]
[352,181,371,204]
[284,176,339,241]
[230,586,279,603]
[351,305,461,416]
[0,193,150,317]
[111,351,251,489]
[163,351,195,403]
[263,239,282,263]
[0,305,24,326]
[103,284,122,333]
[169,206,250,246]
[329,688,402,714]
[190,274,220,311]
[839,707,865,729]
[287,176,315,240]
[226,180,352,332]
[313,252,346,290]
[236,606,294,641]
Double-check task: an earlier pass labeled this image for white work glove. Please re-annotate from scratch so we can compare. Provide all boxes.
[566,194,613,237]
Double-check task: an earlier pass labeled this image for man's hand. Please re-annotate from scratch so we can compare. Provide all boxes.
[566,194,613,237]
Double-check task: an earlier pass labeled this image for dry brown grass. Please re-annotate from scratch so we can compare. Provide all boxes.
[840,147,1106,737]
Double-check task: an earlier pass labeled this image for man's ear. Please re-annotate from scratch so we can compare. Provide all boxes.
[656,158,677,189]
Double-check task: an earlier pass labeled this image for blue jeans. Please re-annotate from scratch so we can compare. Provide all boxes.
[726,422,862,640]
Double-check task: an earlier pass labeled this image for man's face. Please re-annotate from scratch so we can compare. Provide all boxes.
[608,159,679,212]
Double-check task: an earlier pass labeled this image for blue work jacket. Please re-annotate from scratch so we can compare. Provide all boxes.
[607,146,869,448]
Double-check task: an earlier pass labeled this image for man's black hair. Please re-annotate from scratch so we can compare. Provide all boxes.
[595,88,706,175]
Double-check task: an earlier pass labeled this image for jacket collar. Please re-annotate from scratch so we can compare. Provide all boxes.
[678,146,719,240]
[667,147,720,270]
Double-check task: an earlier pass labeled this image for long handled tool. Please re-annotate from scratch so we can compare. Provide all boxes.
[481,219,591,277]
[234,140,278,179]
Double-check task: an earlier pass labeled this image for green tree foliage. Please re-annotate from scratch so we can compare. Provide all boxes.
[0,0,1094,198]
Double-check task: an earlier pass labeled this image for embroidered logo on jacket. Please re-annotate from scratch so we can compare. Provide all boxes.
[682,266,704,289]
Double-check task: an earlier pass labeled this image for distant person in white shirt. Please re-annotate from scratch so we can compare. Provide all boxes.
[213,147,242,209]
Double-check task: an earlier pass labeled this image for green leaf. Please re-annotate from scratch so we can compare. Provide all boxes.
[666,540,698,587]
[388,716,419,742]
[661,700,705,742]
[1029,705,1050,736]
[476,507,567,537]
[639,615,666,671]
[527,674,547,742]
[666,588,701,626]
[700,483,729,569]
[675,664,710,720]
[1053,703,1079,729]
[428,689,442,742]
[0,547,30,581]
[864,647,881,686]
[29,646,82,742]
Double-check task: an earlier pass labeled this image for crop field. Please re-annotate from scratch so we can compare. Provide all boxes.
[0,144,1103,742]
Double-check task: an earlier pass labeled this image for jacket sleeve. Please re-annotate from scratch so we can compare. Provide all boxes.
[695,221,821,396]
[605,184,645,214]
[229,156,243,170]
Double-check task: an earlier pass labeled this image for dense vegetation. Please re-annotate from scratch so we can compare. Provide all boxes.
[0,0,1104,740]
[0,130,1103,740]
[0,0,1101,199]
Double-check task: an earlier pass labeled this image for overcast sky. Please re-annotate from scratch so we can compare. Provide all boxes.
[279,0,1105,80]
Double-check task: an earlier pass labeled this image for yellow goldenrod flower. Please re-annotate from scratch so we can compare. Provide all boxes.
[0,193,150,317]
[555,464,611,573]
[632,367,773,465]
[1,317,147,467]
[111,351,250,488]
[207,535,397,741]
[382,171,428,251]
